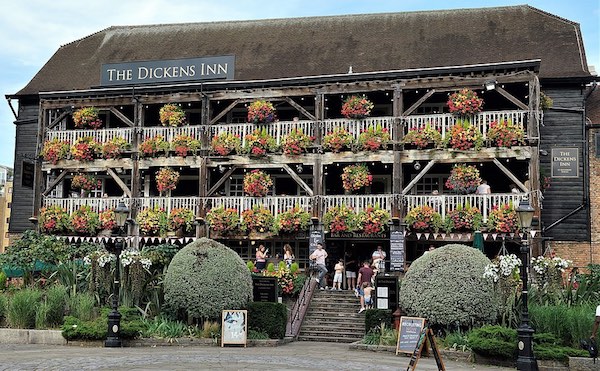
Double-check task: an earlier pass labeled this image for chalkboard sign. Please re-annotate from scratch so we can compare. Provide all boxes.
[252,276,278,302]
[221,310,247,347]
[404,324,446,371]
[375,276,399,311]
[396,316,425,354]
[309,230,324,256]
[21,161,34,189]
[390,230,405,272]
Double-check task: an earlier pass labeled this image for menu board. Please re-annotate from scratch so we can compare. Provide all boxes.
[390,230,405,272]
[252,276,278,302]
[396,316,425,354]
[309,230,324,256]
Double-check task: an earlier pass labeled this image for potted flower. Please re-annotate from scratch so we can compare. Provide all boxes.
[241,206,275,234]
[445,120,484,150]
[483,254,522,283]
[281,128,312,155]
[159,103,186,127]
[206,207,240,235]
[243,170,273,197]
[71,173,101,194]
[42,139,70,164]
[405,205,442,232]
[140,136,169,157]
[487,119,525,148]
[323,204,358,233]
[357,124,390,151]
[73,107,103,129]
[323,127,354,153]
[486,204,519,233]
[342,164,372,192]
[530,253,571,288]
[156,167,180,194]
[211,132,241,156]
[168,208,195,235]
[247,100,276,124]
[101,137,129,159]
[136,206,168,236]
[274,206,311,233]
[71,137,98,161]
[445,164,481,194]
[444,204,483,232]
[403,125,443,149]
[447,88,483,115]
[171,134,201,157]
[99,209,117,231]
[39,205,70,234]
[71,206,100,235]
[357,205,390,234]
[243,128,277,156]
[540,92,553,110]
[341,95,374,119]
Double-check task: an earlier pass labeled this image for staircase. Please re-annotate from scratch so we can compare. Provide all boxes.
[297,289,365,343]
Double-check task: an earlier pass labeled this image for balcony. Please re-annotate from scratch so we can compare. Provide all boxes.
[142,125,203,142]
[321,194,394,214]
[322,116,395,141]
[46,128,134,144]
[137,197,200,214]
[202,196,312,218]
[209,120,316,147]
[43,197,130,214]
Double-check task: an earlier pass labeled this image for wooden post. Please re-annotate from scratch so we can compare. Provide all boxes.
[32,105,47,221]
[130,97,143,247]
[393,87,404,218]
[198,157,208,238]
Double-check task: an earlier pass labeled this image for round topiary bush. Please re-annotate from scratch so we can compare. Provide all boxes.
[399,244,496,328]
[164,238,253,321]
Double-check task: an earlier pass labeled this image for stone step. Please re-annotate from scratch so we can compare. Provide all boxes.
[301,324,364,332]
[299,330,363,339]
[296,334,361,343]
[307,303,360,310]
[305,310,363,317]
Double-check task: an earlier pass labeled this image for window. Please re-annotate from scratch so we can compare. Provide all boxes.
[226,176,245,196]
[412,174,447,195]
[5,218,9,224]
[7,202,11,209]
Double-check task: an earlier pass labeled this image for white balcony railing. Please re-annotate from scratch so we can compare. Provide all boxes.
[142,126,203,142]
[322,116,394,141]
[209,120,316,147]
[403,193,529,222]
[202,196,312,219]
[42,197,130,214]
[137,197,200,214]
[46,128,134,144]
[321,194,394,214]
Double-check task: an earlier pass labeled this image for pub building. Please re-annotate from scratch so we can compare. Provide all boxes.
[6,5,598,273]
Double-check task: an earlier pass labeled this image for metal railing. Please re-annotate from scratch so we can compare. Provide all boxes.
[285,271,317,338]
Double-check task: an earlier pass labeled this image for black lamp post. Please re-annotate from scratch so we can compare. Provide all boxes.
[515,197,538,371]
[104,200,129,348]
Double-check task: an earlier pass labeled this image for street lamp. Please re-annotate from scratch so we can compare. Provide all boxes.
[515,197,538,371]
[104,200,130,348]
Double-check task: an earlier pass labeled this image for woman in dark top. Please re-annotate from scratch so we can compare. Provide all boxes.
[345,252,358,290]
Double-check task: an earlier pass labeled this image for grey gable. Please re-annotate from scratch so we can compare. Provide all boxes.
[16,5,590,96]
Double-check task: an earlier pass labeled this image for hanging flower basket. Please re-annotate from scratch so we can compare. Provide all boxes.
[171,134,201,157]
[243,170,273,197]
[241,206,275,233]
[71,173,101,192]
[211,132,241,156]
[274,206,311,233]
[101,137,129,159]
[487,119,525,148]
[42,139,70,164]
[358,125,390,151]
[342,164,372,192]
[243,128,277,156]
[159,104,186,127]
[71,205,100,235]
[445,164,481,194]
[156,167,180,194]
[341,95,374,119]
[445,120,484,150]
[168,208,195,233]
[405,205,442,232]
[206,207,240,235]
[486,204,519,233]
[71,137,99,162]
[247,100,276,124]
[324,205,358,233]
[140,136,169,157]
[136,206,168,236]
[444,204,483,232]
[447,89,483,115]
[323,128,354,153]
[99,209,117,231]
[39,205,70,234]
[282,129,312,155]
[403,125,443,149]
[73,107,103,129]
[357,205,390,234]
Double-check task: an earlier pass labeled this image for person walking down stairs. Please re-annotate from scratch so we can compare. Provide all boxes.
[310,242,328,290]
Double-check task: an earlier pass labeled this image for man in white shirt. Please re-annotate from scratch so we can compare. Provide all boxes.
[371,245,386,273]
[309,242,328,290]
[592,305,600,340]
[476,180,491,194]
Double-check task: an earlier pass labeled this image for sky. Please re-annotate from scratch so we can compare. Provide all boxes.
[0,0,598,169]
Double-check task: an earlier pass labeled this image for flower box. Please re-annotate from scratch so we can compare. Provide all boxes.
[486,204,519,233]
[71,205,100,236]
[71,137,98,162]
[274,207,310,233]
[324,205,358,233]
[42,139,70,164]
[405,205,442,232]
[243,128,277,156]
[206,207,240,235]
[101,137,129,159]
[358,125,390,151]
[445,120,483,151]
[281,128,312,155]
[171,134,201,157]
[487,119,525,148]
[211,132,241,156]
[168,208,195,234]
[323,128,354,153]
[40,205,70,234]
[403,125,442,149]
[241,206,275,234]
[357,205,390,234]
[136,206,168,236]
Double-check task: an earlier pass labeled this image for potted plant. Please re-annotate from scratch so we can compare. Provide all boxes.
[324,205,358,233]
[403,125,443,149]
[404,205,442,232]
[39,205,70,234]
[73,107,103,129]
[445,164,481,194]
[445,119,484,150]
[486,204,519,233]
[71,137,98,161]
[70,206,100,235]
[323,127,354,153]
[243,128,277,156]
[274,206,311,233]
[156,167,180,194]
[487,119,525,148]
[71,173,101,195]
[206,206,240,235]
[99,209,117,231]
[540,92,553,110]
[159,103,186,127]
[281,128,312,155]
[247,100,276,124]
[42,139,70,164]
[357,205,390,234]
[241,205,275,235]
[342,164,373,192]
[357,124,390,151]
[341,95,374,119]
[447,88,483,115]
[444,204,483,232]
[243,170,273,197]
[101,137,129,159]
[136,206,168,236]
[140,135,169,157]
[171,134,201,157]
[211,132,241,156]
[168,207,195,235]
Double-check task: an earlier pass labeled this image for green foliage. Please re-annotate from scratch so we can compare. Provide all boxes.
[248,329,269,340]
[529,303,594,348]
[164,238,253,321]
[0,294,7,322]
[290,262,299,274]
[534,343,588,362]
[142,244,180,270]
[278,261,286,271]
[35,302,50,329]
[364,309,392,333]
[44,285,68,327]
[69,292,97,322]
[140,315,190,339]
[200,320,221,339]
[266,262,275,273]
[362,323,397,346]
[442,331,470,352]
[399,244,496,328]
[7,288,42,328]
[0,271,6,290]
[61,308,144,341]
[292,274,307,296]
[467,325,517,359]
[247,302,287,339]
[246,261,255,271]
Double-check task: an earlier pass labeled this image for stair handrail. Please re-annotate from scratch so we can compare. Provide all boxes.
[285,269,317,338]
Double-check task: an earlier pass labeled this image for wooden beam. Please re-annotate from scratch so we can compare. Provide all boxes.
[495,86,529,111]
[281,164,313,196]
[492,158,528,192]
[207,165,237,196]
[402,160,436,195]
[48,110,71,130]
[42,170,69,196]
[108,107,134,127]
[210,99,240,125]
[283,97,316,121]
[402,89,436,116]
[106,167,132,197]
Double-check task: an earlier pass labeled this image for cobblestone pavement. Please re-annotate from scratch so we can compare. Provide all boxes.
[0,341,514,371]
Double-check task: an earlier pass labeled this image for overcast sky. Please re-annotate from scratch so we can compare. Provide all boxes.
[1,0,598,169]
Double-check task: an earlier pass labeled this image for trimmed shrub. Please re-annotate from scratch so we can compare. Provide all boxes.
[7,288,42,328]
[399,244,496,328]
[164,238,253,321]
[247,302,287,339]
[467,325,517,359]
[364,309,392,334]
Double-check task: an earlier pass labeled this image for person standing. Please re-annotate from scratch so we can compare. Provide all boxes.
[357,261,374,313]
[592,304,600,340]
[345,252,357,291]
[476,180,491,194]
[310,242,328,290]
[371,245,387,274]
[332,259,344,291]
[255,245,268,271]
[283,244,294,268]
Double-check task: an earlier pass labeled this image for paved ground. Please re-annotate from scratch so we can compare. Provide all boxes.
[0,341,514,371]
